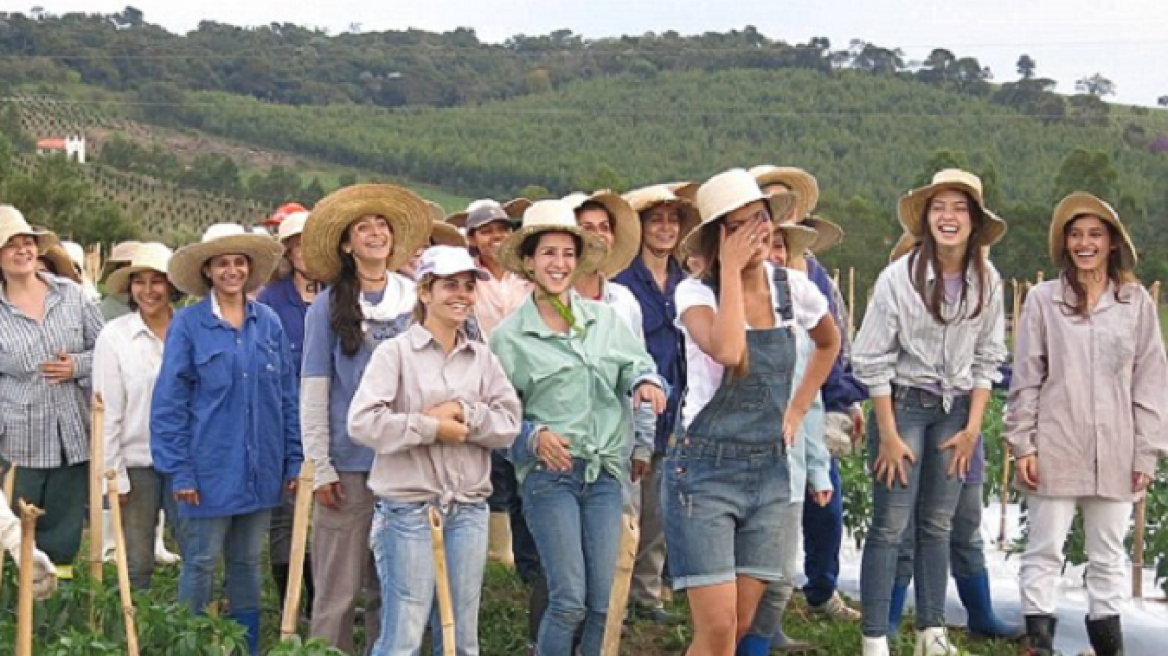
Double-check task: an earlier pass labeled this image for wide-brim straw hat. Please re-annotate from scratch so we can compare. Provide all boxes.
[169,223,284,297]
[563,191,640,277]
[105,242,175,296]
[803,215,844,254]
[430,220,468,248]
[1049,191,1137,270]
[0,206,56,251]
[39,243,81,283]
[99,240,141,282]
[425,201,446,224]
[447,198,530,229]
[303,184,432,284]
[680,168,799,258]
[889,232,919,263]
[898,169,1007,246]
[624,184,702,247]
[749,165,820,222]
[776,224,820,268]
[665,181,699,201]
[498,200,607,280]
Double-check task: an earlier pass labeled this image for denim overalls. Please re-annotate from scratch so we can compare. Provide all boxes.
[663,267,798,590]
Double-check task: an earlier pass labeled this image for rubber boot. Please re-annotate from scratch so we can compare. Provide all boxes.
[766,585,818,652]
[862,636,891,656]
[736,635,771,656]
[889,582,909,636]
[488,511,515,567]
[955,571,1025,640]
[1024,615,1056,656]
[228,609,261,656]
[1085,615,1123,656]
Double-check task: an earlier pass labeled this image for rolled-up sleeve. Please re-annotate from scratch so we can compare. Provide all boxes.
[1131,290,1168,475]
[852,271,900,398]
[347,341,439,455]
[971,275,1007,390]
[1004,292,1046,458]
[465,352,522,450]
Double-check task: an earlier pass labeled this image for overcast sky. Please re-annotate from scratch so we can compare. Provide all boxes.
[7,0,1168,106]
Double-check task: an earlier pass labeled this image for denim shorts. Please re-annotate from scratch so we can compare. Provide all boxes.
[662,436,793,590]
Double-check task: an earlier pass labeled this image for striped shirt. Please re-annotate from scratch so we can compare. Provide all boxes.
[0,274,104,468]
[852,254,1006,410]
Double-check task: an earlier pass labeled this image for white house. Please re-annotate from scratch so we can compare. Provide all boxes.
[35,135,86,163]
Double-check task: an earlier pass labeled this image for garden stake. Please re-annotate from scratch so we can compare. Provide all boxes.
[16,500,44,656]
[90,393,105,585]
[106,471,140,656]
[0,464,15,607]
[428,505,456,656]
[1132,496,1146,598]
[601,514,640,656]
[848,266,856,339]
[281,461,315,640]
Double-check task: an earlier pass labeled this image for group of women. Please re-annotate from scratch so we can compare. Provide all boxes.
[0,160,1163,656]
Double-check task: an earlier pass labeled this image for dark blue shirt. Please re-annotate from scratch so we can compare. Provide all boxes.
[805,256,868,413]
[257,277,310,379]
[613,255,687,453]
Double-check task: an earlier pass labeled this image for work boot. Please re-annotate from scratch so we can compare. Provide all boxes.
[1024,614,1056,656]
[1085,615,1123,656]
[488,511,515,567]
[954,571,1025,640]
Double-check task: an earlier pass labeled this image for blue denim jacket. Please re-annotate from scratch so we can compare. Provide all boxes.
[805,256,868,413]
[612,256,687,453]
[257,277,309,379]
[150,298,303,519]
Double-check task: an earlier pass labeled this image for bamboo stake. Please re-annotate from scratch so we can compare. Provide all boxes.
[601,514,640,656]
[847,267,856,340]
[16,500,45,656]
[999,279,1023,550]
[0,465,15,607]
[280,461,315,640]
[429,506,456,656]
[105,471,140,656]
[89,394,105,584]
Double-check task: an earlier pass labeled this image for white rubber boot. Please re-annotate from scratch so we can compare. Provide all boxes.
[102,508,117,562]
[863,636,891,656]
[487,512,514,567]
[154,510,180,565]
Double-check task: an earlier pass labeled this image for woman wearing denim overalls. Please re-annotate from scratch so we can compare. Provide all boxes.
[852,169,1007,656]
[665,169,840,656]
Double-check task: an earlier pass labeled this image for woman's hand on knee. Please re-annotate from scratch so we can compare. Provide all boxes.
[874,435,915,489]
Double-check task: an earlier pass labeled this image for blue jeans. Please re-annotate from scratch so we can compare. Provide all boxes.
[802,458,844,606]
[123,467,181,590]
[895,480,987,585]
[370,500,488,656]
[860,388,968,637]
[177,510,272,614]
[522,461,623,656]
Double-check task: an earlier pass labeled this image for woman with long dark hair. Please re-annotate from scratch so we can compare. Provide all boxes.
[853,169,1007,656]
[299,184,432,654]
[1006,192,1168,656]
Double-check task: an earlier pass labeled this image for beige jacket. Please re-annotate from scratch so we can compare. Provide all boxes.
[347,323,522,504]
[1005,279,1168,500]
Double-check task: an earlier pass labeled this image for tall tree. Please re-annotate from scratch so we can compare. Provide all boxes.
[1016,54,1036,80]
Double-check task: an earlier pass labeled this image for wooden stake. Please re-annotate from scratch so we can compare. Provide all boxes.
[105,471,140,656]
[16,500,45,656]
[280,461,315,641]
[0,464,15,607]
[601,514,640,656]
[429,506,456,656]
[1133,496,1146,598]
[90,394,105,584]
[847,267,856,340]
[998,444,1011,550]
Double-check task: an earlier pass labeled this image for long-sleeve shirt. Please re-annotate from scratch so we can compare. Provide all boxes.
[348,323,522,504]
[612,255,688,453]
[473,263,531,337]
[806,256,868,413]
[853,255,1007,409]
[1005,279,1168,500]
[489,292,662,483]
[257,276,310,380]
[150,298,302,519]
[93,311,164,494]
[0,274,103,469]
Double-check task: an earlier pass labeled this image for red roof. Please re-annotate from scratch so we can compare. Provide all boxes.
[36,138,67,150]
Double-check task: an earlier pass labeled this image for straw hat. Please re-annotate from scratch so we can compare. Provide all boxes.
[749,165,819,222]
[105,242,175,296]
[498,200,607,280]
[665,181,700,201]
[775,224,820,268]
[99,241,141,282]
[624,184,702,247]
[425,201,446,224]
[0,206,56,251]
[303,184,432,284]
[1049,192,1137,270]
[898,169,1007,246]
[889,232,919,263]
[680,168,799,257]
[430,221,468,248]
[168,223,284,297]
[447,198,530,229]
[804,215,845,254]
[277,211,309,243]
[563,191,640,277]
[38,243,81,283]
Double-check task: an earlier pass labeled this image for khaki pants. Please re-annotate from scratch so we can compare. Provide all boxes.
[309,472,381,655]
[629,454,668,607]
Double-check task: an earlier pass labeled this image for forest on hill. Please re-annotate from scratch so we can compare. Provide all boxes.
[1,8,1166,293]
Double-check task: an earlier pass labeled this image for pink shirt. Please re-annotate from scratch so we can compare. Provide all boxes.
[474,263,531,337]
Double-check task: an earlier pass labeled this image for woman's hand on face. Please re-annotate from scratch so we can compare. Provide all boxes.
[719,217,768,274]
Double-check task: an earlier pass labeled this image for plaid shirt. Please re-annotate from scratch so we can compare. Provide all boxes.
[0,274,103,468]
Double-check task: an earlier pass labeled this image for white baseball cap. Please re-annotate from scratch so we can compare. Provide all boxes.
[414,245,489,282]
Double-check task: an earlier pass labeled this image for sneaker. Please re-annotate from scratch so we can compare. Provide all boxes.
[808,592,861,622]
[863,636,891,656]
[914,627,972,656]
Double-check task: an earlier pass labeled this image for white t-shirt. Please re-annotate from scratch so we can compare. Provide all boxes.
[675,262,828,430]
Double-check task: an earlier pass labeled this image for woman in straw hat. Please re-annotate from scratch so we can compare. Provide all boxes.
[349,245,522,656]
[1005,192,1168,656]
[852,169,1008,656]
[611,183,700,624]
[98,240,141,321]
[149,222,298,654]
[664,169,839,656]
[488,200,666,656]
[93,242,183,591]
[398,201,469,279]
[882,234,1022,643]
[0,207,103,579]
[299,184,431,653]
[256,208,318,617]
